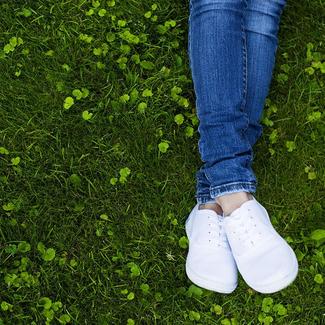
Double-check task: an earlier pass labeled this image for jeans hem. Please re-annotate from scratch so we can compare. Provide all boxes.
[195,195,217,205]
[209,181,256,200]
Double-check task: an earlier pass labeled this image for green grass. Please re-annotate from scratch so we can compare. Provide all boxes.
[0,0,324,324]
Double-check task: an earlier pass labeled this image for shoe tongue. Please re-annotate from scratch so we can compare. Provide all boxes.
[226,198,255,218]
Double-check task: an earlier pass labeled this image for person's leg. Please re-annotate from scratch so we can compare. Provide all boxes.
[217,0,288,215]
[185,0,297,295]
[243,0,287,148]
[188,0,255,211]
[188,0,287,214]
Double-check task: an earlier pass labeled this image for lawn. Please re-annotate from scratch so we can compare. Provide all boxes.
[0,0,324,324]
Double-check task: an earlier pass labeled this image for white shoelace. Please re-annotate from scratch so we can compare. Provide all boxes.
[205,213,229,248]
[226,208,264,248]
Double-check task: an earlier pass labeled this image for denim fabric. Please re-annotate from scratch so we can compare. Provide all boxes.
[188,0,287,204]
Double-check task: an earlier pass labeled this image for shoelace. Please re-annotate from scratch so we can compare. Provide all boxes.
[227,208,263,248]
[206,214,229,248]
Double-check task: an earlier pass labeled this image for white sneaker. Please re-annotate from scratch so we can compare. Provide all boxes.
[185,203,238,293]
[223,196,298,294]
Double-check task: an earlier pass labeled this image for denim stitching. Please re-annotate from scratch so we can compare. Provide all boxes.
[209,181,257,200]
[240,0,250,139]
[240,0,253,168]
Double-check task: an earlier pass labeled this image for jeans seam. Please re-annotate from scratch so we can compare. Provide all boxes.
[240,0,250,139]
[240,0,253,169]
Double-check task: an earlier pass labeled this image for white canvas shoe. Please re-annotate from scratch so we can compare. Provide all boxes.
[185,203,238,293]
[223,196,298,294]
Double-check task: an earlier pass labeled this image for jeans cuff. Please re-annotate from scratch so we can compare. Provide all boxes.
[209,181,256,200]
[195,194,216,205]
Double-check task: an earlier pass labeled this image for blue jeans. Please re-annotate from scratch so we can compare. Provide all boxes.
[188,0,287,204]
